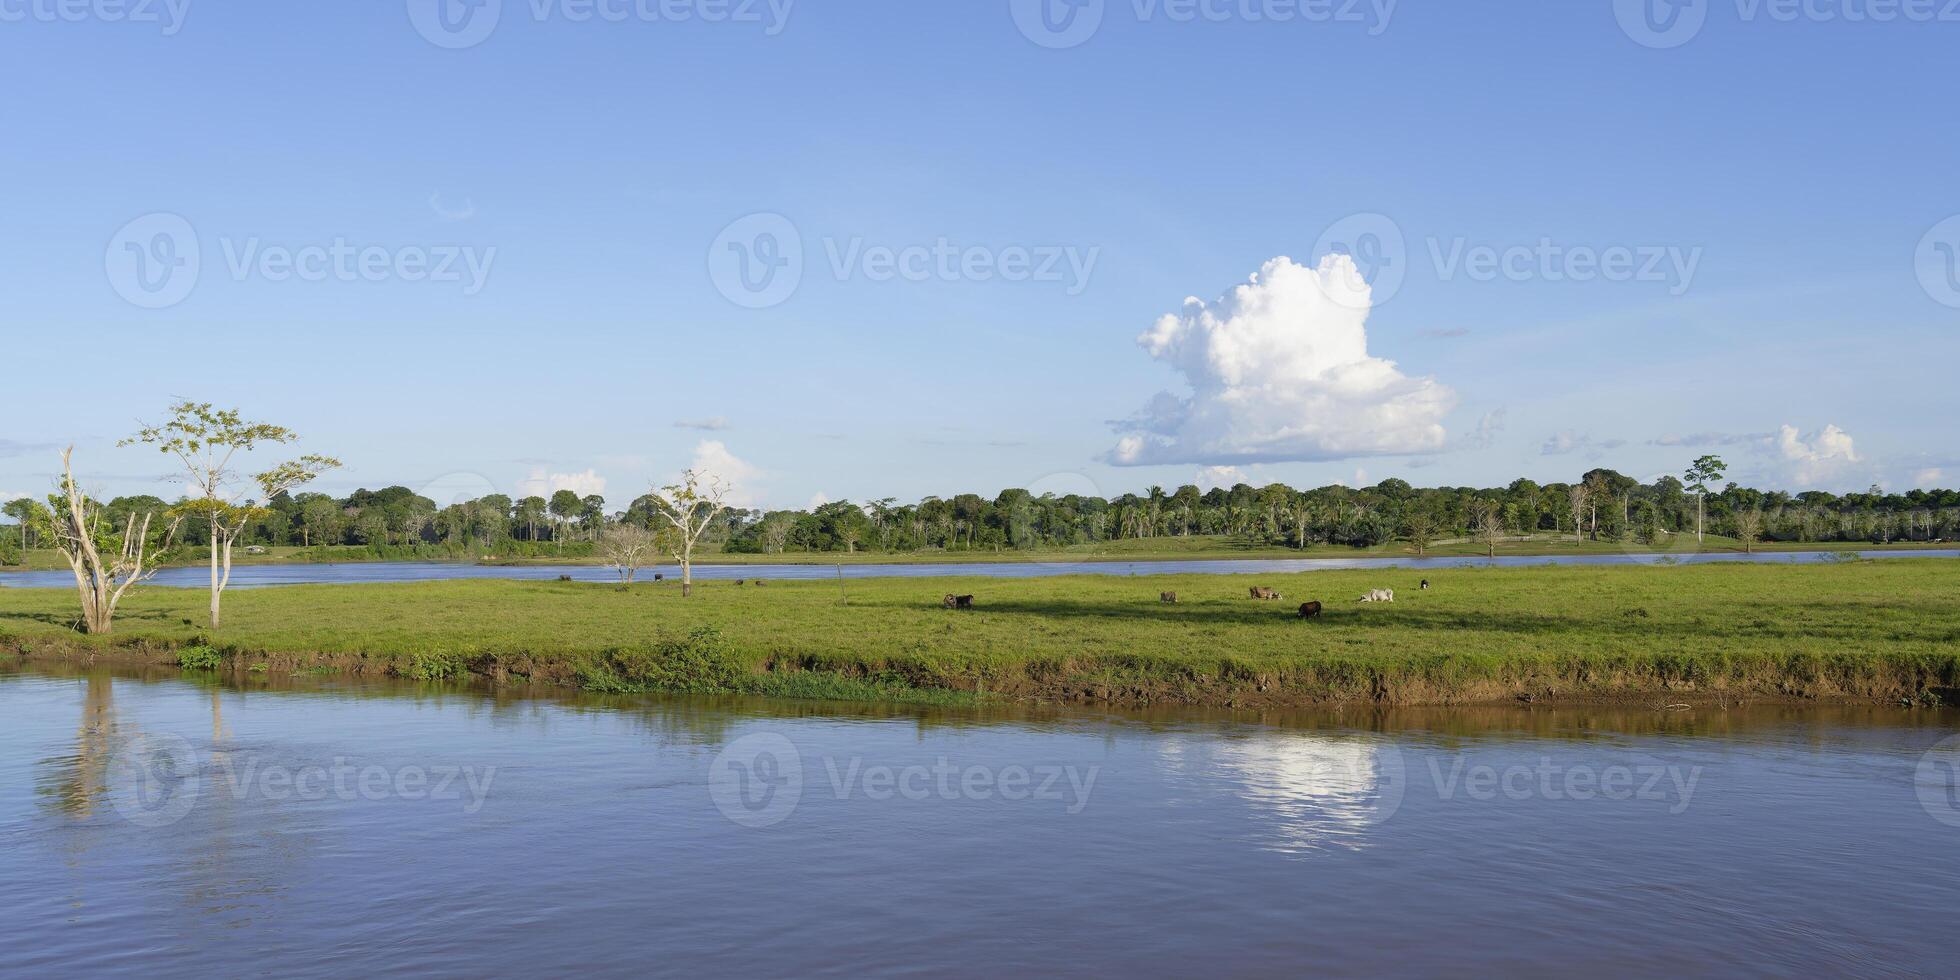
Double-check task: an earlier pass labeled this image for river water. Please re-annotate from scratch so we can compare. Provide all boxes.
[3,666,1957,976]
[2,549,1955,589]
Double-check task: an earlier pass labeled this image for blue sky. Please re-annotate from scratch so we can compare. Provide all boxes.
[3,0,1956,510]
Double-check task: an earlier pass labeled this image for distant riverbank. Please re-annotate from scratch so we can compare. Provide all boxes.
[3,534,1952,577]
[6,560,1957,709]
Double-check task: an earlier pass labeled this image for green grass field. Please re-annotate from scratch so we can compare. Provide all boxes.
[4,559,1957,708]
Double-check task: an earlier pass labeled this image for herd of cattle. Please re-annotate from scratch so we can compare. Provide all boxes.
[943,578,1431,619]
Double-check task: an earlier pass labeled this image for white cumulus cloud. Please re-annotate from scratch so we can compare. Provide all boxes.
[1195,465,1246,491]
[518,468,608,501]
[1775,424,1860,485]
[682,440,765,508]
[1107,255,1455,466]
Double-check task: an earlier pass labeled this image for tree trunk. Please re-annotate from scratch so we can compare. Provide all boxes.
[209,525,222,628]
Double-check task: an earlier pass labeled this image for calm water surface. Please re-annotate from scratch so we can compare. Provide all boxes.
[3,666,1958,977]
[2,549,1955,589]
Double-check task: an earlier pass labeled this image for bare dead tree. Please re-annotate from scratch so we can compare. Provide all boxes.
[1733,508,1764,554]
[597,523,659,583]
[1566,484,1589,545]
[1471,499,1504,558]
[648,469,730,597]
[48,447,180,634]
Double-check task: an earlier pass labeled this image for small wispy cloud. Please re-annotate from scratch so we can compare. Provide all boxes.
[0,439,58,459]
[674,417,730,432]
[1541,430,1626,458]
[429,191,476,222]
[1649,431,1769,448]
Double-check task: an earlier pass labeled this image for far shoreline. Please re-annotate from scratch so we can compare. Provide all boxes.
[3,535,1953,574]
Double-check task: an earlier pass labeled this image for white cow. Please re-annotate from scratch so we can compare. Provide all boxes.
[1358,588,1396,603]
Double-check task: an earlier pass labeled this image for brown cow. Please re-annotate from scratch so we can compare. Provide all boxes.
[1298,601,1323,619]
[1160,591,1179,604]
[1250,587,1282,600]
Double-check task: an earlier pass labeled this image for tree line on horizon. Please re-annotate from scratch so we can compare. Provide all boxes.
[11,463,1958,565]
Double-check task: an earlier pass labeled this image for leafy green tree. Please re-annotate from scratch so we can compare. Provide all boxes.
[123,402,339,628]
[1684,455,1728,543]
[4,496,51,553]
[549,490,582,549]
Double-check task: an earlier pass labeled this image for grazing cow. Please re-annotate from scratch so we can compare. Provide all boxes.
[736,579,747,587]
[754,580,765,587]
[1250,587,1282,600]
[1160,591,1179,604]
[1298,601,1323,619]
[955,595,975,610]
[558,574,573,582]
[654,573,665,582]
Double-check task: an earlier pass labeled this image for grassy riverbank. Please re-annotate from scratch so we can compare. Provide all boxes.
[4,560,1957,708]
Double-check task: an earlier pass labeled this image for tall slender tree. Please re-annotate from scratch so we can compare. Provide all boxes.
[1684,455,1728,543]
[124,402,339,628]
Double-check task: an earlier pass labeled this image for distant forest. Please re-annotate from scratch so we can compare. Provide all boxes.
[7,463,1956,561]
